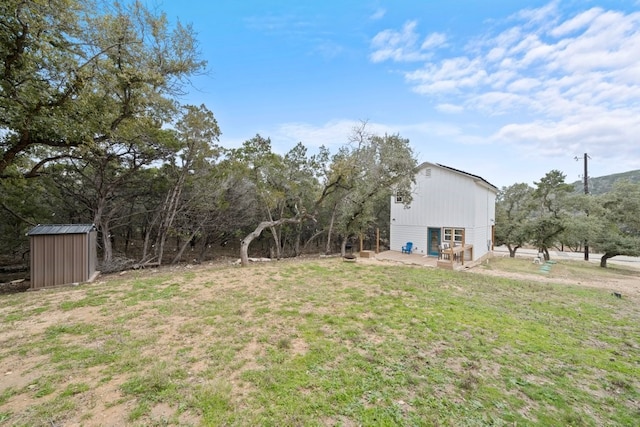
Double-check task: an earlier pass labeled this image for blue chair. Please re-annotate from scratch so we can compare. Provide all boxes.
[402,242,413,254]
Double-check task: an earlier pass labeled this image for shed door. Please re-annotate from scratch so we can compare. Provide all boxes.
[427,228,441,257]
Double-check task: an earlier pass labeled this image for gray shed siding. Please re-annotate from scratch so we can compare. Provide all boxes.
[28,224,97,289]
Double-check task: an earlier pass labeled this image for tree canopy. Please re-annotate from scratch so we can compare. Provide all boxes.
[2,2,638,272]
[494,170,640,267]
[1,0,205,178]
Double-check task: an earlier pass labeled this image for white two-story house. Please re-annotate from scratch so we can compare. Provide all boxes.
[390,162,497,267]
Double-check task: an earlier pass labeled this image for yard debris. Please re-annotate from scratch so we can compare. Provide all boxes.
[232,257,273,265]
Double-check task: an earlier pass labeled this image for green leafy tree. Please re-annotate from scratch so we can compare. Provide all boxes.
[231,136,322,265]
[591,181,640,267]
[0,176,55,260]
[48,124,174,263]
[328,124,417,256]
[0,0,205,177]
[494,183,535,257]
[530,170,574,260]
[557,193,593,252]
[233,124,417,266]
[142,104,221,266]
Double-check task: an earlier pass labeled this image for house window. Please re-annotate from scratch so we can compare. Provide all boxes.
[395,192,404,203]
[443,228,465,245]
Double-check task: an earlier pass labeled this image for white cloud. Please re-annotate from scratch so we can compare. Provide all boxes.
[370,8,386,21]
[513,1,559,27]
[272,120,394,151]
[550,7,602,37]
[507,77,541,92]
[436,103,464,114]
[421,32,447,50]
[370,21,446,63]
[406,57,488,94]
[269,119,488,155]
[492,108,640,162]
[370,2,640,167]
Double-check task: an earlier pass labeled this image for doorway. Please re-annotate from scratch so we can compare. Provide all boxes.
[427,228,441,256]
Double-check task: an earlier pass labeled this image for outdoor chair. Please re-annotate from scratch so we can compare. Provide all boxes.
[402,242,413,254]
[438,244,449,260]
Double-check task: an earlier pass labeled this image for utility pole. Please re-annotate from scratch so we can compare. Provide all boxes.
[575,153,590,260]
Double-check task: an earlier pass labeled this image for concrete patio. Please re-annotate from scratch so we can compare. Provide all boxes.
[364,250,439,267]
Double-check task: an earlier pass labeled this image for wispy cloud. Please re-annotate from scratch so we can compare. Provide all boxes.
[436,103,464,114]
[269,119,484,154]
[370,21,447,63]
[370,2,640,169]
[370,8,386,21]
[272,120,392,151]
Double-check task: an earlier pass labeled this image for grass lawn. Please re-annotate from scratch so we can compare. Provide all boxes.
[0,258,638,426]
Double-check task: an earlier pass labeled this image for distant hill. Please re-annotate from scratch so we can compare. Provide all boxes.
[571,169,640,195]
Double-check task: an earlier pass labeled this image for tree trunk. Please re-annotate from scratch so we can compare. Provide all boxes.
[294,222,302,257]
[542,248,550,261]
[101,221,113,264]
[156,177,185,265]
[172,226,202,264]
[241,217,304,266]
[507,244,519,258]
[340,236,349,257]
[325,205,337,255]
[268,226,281,259]
[197,234,212,263]
[141,211,161,263]
[303,229,326,252]
[93,201,114,263]
[600,253,616,268]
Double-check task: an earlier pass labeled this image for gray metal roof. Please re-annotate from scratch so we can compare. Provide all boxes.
[27,224,96,236]
[415,162,498,191]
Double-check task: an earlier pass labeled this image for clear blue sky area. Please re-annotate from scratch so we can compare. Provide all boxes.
[156,0,640,188]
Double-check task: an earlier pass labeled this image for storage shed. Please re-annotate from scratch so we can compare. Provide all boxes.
[27,224,98,289]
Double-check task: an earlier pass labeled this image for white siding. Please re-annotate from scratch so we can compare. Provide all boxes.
[470,183,496,260]
[390,225,429,255]
[390,163,497,261]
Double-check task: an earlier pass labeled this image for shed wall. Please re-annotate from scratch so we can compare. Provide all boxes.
[30,233,91,289]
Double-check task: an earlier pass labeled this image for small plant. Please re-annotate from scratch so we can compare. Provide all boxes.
[276,337,291,350]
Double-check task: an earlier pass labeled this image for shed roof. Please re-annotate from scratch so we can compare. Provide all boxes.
[27,224,96,236]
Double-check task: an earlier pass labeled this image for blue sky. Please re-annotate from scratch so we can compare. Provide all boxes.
[157,0,640,188]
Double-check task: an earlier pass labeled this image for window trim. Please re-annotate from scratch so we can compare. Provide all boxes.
[443,227,465,245]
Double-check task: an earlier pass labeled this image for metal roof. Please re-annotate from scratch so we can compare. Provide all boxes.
[27,224,96,236]
[415,162,498,191]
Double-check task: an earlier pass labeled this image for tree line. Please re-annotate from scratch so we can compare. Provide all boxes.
[495,170,640,267]
[0,1,417,269]
[4,1,637,272]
